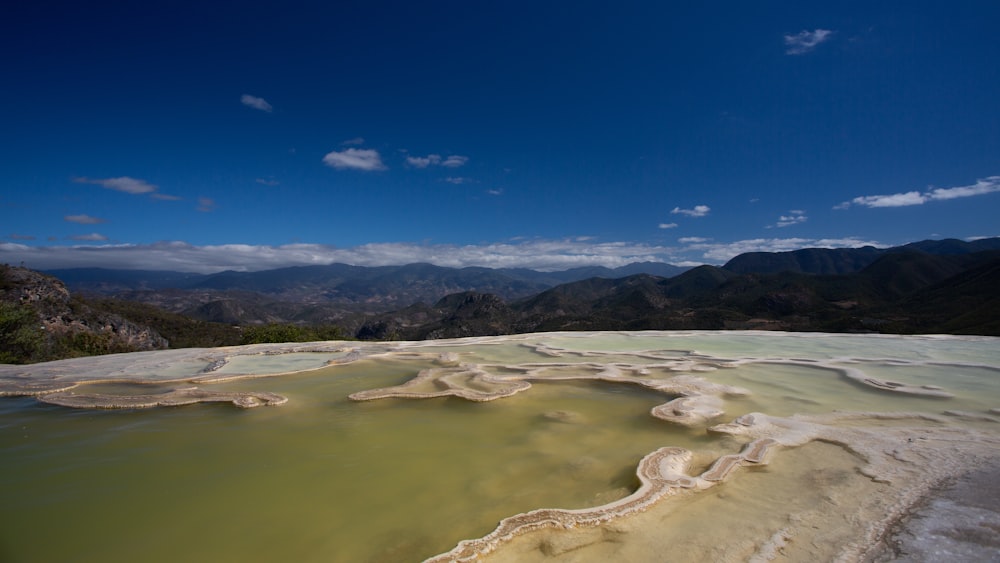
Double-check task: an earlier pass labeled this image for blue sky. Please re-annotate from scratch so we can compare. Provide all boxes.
[2,1,998,273]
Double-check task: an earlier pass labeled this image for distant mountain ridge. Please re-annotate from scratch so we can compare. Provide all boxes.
[46,261,691,309]
[722,237,1000,275]
[372,246,1000,339]
[35,237,1000,336]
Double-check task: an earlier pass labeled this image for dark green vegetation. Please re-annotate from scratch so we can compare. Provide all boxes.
[4,238,999,363]
[239,323,347,344]
[0,301,45,363]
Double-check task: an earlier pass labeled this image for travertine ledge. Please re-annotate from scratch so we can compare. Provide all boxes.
[37,386,288,409]
[427,411,1000,562]
[426,437,782,562]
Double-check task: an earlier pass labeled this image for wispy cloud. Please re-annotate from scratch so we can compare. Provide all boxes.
[196,197,216,213]
[836,191,924,209]
[771,210,807,228]
[322,148,387,171]
[64,214,107,225]
[8,234,35,241]
[74,176,181,201]
[74,176,157,195]
[150,193,183,201]
[340,137,365,146]
[784,29,834,55]
[486,188,503,196]
[658,223,678,229]
[836,175,1000,209]
[671,205,711,218]
[406,154,441,168]
[441,155,469,168]
[255,178,280,187]
[445,177,472,185]
[240,94,273,112]
[406,154,469,169]
[928,176,1000,200]
[69,233,108,241]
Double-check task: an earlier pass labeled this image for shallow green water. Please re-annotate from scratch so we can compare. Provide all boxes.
[1,332,998,562]
[0,363,705,562]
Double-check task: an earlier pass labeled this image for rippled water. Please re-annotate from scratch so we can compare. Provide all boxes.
[1,332,998,562]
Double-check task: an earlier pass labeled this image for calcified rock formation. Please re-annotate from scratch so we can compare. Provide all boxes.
[426,437,783,562]
[0,341,360,407]
[338,335,998,561]
[38,386,287,409]
[0,332,970,408]
[348,339,960,426]
[427,411,999,563]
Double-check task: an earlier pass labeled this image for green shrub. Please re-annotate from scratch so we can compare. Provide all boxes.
[0,302,45,364]
[240,323,347,344]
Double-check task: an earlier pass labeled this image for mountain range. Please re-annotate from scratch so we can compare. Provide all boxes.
[27,237,1000,341]
[45,261,690,322]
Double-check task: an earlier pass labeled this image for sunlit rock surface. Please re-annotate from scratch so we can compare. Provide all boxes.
[1,331,998,562]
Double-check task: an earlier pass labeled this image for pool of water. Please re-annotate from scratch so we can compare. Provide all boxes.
[1,364,705,562]
[1,332,997,562]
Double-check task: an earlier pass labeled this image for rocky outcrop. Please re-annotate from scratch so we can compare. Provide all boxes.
[3,264,72,304]
[1,265,168,361]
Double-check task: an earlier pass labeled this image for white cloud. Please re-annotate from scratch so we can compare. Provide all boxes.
[772,210,808,228]
[445,177,470,185]
[658,223,678,229]
[64,214,106,225]
[406,154,441,168]
[784,29,833,55]
[671,205,710,217]
[74,176,157,195]
[0,239,684,273]
[406,154,468,169]
[928,176,1000,200]
[837,176,1000,209]
[846,191,927,208]
[487,188,503,196]
[322,148,387,171]
[3,235,925,274]
[441,155,469,168]
[240,94,273,112]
